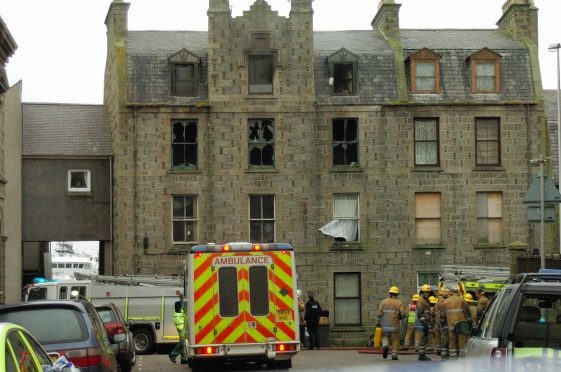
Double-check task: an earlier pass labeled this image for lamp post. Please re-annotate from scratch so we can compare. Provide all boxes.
[549,43,561,255]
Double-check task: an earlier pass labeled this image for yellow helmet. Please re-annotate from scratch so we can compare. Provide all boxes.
[429,296,437,304]
[389,286,400,294]
[412,294,420,301]
[464,293,474,303]
[421,284,432,292]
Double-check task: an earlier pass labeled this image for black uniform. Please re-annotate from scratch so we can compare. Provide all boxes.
[304,296,323,350]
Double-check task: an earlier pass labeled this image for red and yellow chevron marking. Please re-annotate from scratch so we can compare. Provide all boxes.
[193,251,296,345]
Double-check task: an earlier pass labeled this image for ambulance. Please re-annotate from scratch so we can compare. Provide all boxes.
[185,242,300,370]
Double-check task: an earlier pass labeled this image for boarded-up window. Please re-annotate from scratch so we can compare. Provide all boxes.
[333,118,358,166]
[477,192,503,244]
[475,118,500,166]
[415,193,441,244]
[251,33,270,50]
[334,272,361,325]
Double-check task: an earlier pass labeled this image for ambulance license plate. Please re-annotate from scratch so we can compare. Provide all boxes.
[276,309,292,322]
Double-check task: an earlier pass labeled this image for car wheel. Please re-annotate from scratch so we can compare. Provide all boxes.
[132,329,154,355]
[120,356,133,372]
[130,348,137,366]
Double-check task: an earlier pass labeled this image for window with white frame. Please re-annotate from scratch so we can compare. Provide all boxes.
[68,170,91,193]
[334,272,361,325]
[172,195,198,243]
[414,118,439,166]
[415,193,441,244]
[477,192,503,244]
[417,272,440,289]
[319,193,359,242]
[249,195,275,243]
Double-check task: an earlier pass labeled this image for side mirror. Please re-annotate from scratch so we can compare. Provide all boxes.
[113,333,127,344]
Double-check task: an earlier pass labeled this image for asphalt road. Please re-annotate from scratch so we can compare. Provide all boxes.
[133,349,469,371]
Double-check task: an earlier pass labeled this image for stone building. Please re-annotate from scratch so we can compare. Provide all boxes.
[104,0,547,344]
[0,15,19,305]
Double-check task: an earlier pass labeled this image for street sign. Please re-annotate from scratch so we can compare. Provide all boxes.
[522,175,561,204]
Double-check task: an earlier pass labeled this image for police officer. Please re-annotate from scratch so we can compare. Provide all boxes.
[377,286,406,360]
[443,287,471,359]
[415,284,433,361]
[403,294,419,351]
[304,291,322,350]
[169,293,188,364]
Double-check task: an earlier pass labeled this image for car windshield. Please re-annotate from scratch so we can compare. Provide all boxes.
[0,308,88,344]
[511,293,561,350]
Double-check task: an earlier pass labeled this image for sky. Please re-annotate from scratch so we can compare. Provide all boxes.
[1,0,560,105]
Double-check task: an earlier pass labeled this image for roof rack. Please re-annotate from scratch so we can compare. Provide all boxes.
[74,272,184,287]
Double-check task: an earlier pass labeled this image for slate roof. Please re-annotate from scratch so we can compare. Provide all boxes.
[23,103,112,156]
[125,28,535,104]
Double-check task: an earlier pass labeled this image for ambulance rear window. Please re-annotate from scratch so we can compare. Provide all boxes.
[219,267,239,317]
[26,287,47,301]
[249,266,269,316]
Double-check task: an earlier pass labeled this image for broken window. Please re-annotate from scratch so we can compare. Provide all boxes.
[414,118,439,166]
[415,193,441,245]
[172,120,198,169]
[68,170,91,193]
[251,33,270,50]
[248,119,274,167]
[333,118,358,166]
[172,195,198,243]
[319,193,359,242]
[249,55,274,94]
[475,118,500,166]
[170,63,198,97]
[249,195,275,243]
[477,192,503,244]
[333,63,356,95]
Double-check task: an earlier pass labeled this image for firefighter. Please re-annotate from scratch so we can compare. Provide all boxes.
[475,289,490,321]
[403,294,419,351]
[443,287,471,359]
[304,291,323,350]
[438,288,450,358]
[427,296,437,351]
[415,284,433,361]
[432,293,442,356]
[464,293,477,327]
[377,286,406,360]
[169,293,188,364]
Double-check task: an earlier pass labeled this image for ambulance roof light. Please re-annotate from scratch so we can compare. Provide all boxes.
[190,242,294,254]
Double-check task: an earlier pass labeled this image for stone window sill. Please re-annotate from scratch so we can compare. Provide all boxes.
[472,166,505,172]
[474,244,507,249]
[413,244,445,250]
[412,167,443,173]
[330,242,362,251]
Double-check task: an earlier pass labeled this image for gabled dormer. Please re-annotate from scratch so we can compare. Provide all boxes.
[168,49,201,97]
[407,48,441,94]
[327,48,359,96]
[466,48,502,94]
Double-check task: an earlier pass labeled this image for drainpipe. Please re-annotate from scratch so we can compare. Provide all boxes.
[525,104,533,253]
[110,156,113,275]
[133,105,139,274]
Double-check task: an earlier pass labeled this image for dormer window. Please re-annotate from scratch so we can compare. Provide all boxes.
[328,48,359,96]
[168,49,201,97]
[467,48,501,94]
[407,48,441,94]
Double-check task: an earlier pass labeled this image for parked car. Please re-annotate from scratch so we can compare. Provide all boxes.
[0,322,57,371]
[0,300,123,371]
[95,303,136,371]
[465,272,561,371]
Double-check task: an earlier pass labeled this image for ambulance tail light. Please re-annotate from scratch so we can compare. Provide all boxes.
[194,346,218,355]
[274,343,296,352]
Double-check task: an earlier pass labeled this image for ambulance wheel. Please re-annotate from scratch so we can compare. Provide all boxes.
[132,329,154,355]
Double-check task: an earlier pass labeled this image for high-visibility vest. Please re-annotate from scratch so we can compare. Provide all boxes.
[174,309,186,331]
[407,303,417,324]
